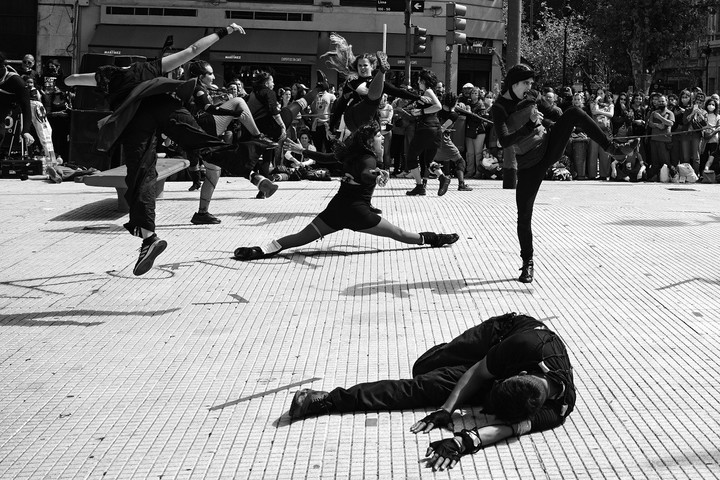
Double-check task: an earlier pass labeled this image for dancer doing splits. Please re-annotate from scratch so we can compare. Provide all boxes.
[186,60,277,224]
[323,34,424,134]
[233,121,459,261]
[65,24,278,276]
[490,64,638,283]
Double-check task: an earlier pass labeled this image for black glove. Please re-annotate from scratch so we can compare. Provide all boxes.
[425,437,464,470]
[419,409,453,430]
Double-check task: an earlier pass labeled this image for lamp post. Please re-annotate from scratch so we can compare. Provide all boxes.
[562,3,573,87]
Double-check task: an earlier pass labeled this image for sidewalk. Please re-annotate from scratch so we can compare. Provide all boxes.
[0,175,719,479]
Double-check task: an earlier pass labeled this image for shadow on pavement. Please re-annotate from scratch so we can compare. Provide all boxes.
[0,307,181,326]
[342,277,528,299]
[49,198,126,222]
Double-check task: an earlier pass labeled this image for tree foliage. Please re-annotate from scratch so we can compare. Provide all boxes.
[520,7,592,88]
[588,0,717,93]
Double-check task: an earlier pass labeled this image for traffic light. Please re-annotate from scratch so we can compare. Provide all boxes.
[446,3,467,45]
[412,26,427,54]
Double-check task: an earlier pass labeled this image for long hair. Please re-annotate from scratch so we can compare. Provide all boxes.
[417,68,438,90]
[321,33,358,80]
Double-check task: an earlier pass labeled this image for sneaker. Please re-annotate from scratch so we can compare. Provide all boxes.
[233,246,267,260]
[256,191,267,199]
[375,51,390,74]
[46,166,62,183]
[255,175,279,198]
[438,175,451,196]
[420,232,459,247]
[406,184,426,196]
[133,236,168,276]
[369,205,382,214]
[458,183,473,191]
[606,138,639,158]
[191,211,221,225]
[289,389,331,419]
[434,233,459,247]
[252,133,278,149]
[188,182,201,192]
[518,259,534,283]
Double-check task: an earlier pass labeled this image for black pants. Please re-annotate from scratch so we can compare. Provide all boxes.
[516,106,612,261]
[406,125,441,171]
[344,97,381,133]
[121,95,254,236]
[328,314,541,412]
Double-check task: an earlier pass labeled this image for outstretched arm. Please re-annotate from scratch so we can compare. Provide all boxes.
[161,23,244,73]
[64,72,97,87]
[410,358,493,434]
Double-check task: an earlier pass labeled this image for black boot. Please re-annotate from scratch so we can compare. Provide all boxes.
[288,389,334,420]
[188,170,202,191]
[406,184,426,196]
[234,246,271,260]
[420,232,460,247]
[518,259,534,283]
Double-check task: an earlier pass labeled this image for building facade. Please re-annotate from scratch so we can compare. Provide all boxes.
[35,0,504,93]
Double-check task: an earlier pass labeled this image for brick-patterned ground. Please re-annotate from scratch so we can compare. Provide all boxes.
[0,175,718,479]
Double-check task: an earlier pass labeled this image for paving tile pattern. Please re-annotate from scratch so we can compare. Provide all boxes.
[0,177,719,479]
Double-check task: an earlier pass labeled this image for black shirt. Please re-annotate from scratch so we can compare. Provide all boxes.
[106,59,164,110]
[485,319,576,432]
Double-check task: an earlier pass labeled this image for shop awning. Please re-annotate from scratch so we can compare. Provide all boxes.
[88,24,206,57]
[212,29,319,55]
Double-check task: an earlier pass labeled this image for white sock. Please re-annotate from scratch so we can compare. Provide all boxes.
[260,240,282,255]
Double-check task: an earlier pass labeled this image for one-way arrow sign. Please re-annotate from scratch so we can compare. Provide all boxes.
[411,1,425,12]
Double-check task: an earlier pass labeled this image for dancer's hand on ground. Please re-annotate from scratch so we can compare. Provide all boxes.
[410,409,453,434]
[423,438,463,471]
[283,138,303,154]
[228,23,245,34]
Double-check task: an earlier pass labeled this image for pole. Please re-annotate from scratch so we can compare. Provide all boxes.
[404,0,412,86]
[383,24,387,53]
[562,22,568,86]
[506,0,521,67]
[445,45,452,89]
[504,0,521,189]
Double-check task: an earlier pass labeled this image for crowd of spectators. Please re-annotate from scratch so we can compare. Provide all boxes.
[4,50,719,186]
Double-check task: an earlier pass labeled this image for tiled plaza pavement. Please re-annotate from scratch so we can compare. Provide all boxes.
[0,174,719,479]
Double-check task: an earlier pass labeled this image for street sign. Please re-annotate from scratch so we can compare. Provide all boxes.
[376,0,424,12]
[376,0,404,12]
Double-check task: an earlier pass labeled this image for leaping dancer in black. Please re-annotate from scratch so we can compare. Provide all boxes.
[65,24,278,275]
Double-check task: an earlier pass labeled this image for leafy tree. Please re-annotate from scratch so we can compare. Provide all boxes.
[520,7,592,88]
[588,0,717,93]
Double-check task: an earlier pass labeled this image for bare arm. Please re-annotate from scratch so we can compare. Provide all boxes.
[161,23,244,73]
[64,72,97,87]
[410,358,493,434]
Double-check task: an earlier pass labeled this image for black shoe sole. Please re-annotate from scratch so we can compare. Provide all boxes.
[133,240,167,276]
